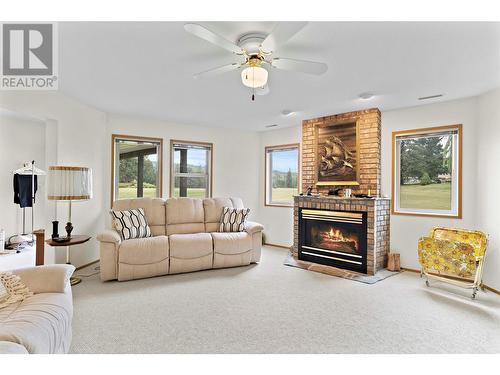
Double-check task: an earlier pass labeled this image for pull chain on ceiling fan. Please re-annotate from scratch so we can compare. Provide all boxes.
[184,22,328,101]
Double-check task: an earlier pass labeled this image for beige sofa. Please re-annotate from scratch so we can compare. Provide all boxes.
[97,197,263,281]
[0,265,75,354]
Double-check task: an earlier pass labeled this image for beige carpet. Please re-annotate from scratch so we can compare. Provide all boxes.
[70,246,500,354]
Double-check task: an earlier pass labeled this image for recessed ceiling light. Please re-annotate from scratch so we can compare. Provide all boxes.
[265,124,278,128]
[359,92,375,100]
[281,109,295,116]
[418,94,444,100]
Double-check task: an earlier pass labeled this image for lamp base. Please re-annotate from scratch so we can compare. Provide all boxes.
[65,222,73,238]
[51,220,59,239]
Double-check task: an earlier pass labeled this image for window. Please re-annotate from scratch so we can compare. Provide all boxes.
[265,144,300,206]
[170,140,212,198]
[392,125,462,218]
[111,135,163,202]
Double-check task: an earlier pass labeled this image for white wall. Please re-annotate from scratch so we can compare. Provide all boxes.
[477,88,500,290]
[0,91,107,267]
[257,126,301,247]
[106,114,261,220]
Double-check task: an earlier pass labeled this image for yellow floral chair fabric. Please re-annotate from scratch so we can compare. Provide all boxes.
[417,227,488,299]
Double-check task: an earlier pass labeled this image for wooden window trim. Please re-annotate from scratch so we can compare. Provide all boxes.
[111,134,163,206]
[391,124,462,219]
[169,139,213,198]
[265,143,301,208]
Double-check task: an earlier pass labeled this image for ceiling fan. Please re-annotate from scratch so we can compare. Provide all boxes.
[184,22,328,100]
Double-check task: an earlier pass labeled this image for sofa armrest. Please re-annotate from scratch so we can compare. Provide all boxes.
[13,264,75,294]
[245,221,264,235]
[0,341,29,354]
[97,230,121,245]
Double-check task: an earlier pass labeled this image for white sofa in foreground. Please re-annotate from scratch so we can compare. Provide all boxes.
[0,264,75,354]
[97,197,264,282]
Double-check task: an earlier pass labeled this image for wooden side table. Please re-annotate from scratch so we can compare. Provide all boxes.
[45,235,91,286]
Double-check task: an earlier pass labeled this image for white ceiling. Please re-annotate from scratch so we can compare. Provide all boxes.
[59,22,500,131]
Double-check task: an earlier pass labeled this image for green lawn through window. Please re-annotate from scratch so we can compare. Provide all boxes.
[400,183,451,210]
[271,187,298,204]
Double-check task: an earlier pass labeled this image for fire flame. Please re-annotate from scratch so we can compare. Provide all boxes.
[328,228,344,241]
[321,228,358,249]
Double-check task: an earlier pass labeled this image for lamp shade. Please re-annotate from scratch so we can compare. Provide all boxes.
[241,66,268,88]
[47,166,93,201]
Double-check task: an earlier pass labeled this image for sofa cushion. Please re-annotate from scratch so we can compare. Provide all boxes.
[211,232,252,255]
[0,292,72,354]
[12,265,74,294]
[166,198,205,235]
[119,236,169,265]
[113,198,166,236]
[110,208,152,240]
[0,341,29,354]
[219,207,250,232]
[169,233,213,259]
[118,236,169,281]
[203,197,244,232]
[169,233,213,274]
[212,232,253,268]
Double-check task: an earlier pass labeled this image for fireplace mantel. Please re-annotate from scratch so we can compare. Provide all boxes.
[293,195,390,275]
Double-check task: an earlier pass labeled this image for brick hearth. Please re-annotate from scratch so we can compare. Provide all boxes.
[293,195,390,275]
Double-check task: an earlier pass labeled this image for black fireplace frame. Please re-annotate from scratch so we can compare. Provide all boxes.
[298,208,368,274]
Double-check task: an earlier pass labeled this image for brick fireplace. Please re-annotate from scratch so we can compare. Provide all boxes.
[293,196,390,275]
[291,108,390,275]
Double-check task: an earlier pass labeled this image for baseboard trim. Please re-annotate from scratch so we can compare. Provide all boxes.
[401,267,500,296]
[76,259,99,271]
[263,242,292,250]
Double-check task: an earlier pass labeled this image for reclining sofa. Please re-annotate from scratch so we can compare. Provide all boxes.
[97,197,263,281]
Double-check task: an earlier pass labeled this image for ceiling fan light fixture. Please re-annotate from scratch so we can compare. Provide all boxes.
[241,66,268,88]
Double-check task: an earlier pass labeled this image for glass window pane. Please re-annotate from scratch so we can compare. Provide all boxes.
[187,148,208,174]
[174,176,208,198]
[269,148,299,204]
[174,146,208,174]
[399,134,452,210]
[116,139,160,200]
[173,149,181,173]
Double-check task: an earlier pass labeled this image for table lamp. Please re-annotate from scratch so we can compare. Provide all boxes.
[47,166,93,238]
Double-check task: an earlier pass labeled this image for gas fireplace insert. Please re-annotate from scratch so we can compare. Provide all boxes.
[298,208,368,273]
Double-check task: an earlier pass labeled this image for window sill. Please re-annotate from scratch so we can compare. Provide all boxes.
[265,203,294,208]
[391,209,462,219]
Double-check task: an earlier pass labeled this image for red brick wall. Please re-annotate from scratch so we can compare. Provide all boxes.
[301,108,381,196]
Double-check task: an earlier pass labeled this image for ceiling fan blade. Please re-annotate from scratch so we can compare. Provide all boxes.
[255,84,270,96]
[184,23,243,55]
[193,62,242,79]
[260,22,308,53]
[271,57,328,75]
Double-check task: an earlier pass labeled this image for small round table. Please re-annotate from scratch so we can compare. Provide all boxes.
[45,235,92,286]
